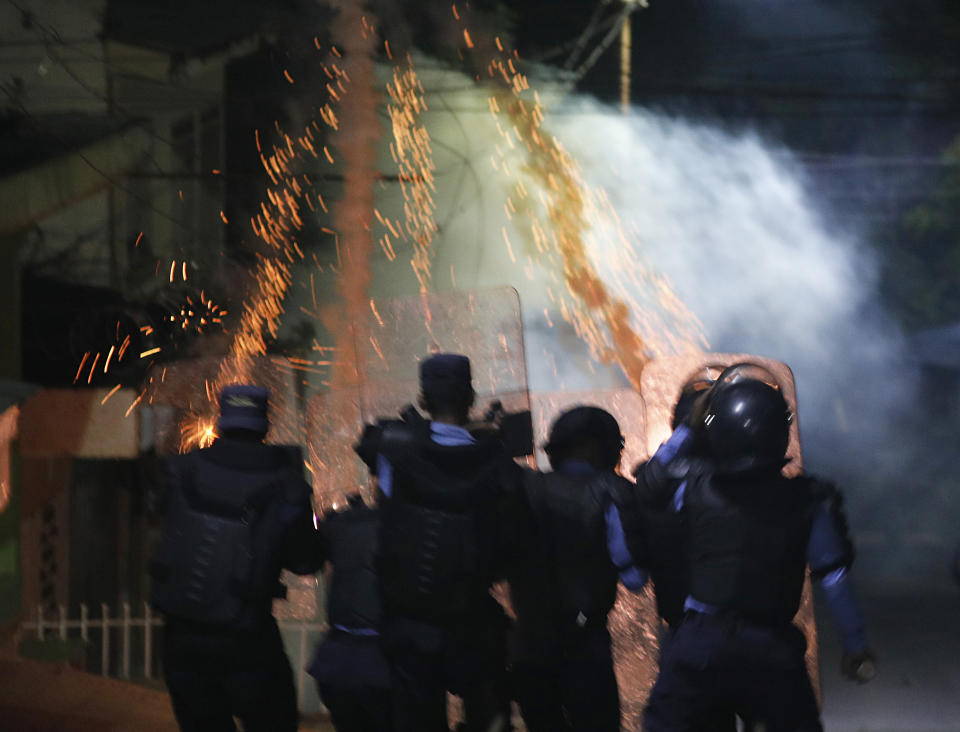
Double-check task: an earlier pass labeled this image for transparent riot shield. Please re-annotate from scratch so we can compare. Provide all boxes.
[531,389,660,730]
[639,354,820,705]
[306,287,531,513]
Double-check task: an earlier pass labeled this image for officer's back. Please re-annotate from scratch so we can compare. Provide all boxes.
[642,372,876,732]
[367,353,521,732]
[150,385,322,732]
[308,494,393,732]
[509,406,645,732]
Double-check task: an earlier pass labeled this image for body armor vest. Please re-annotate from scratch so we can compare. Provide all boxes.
[150,441,303,629]
[510,471,620,636]
[377,425,510,622]
[684,470,819,624]
[323,499,382,630]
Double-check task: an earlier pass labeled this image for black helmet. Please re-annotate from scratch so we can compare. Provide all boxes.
[702,375,792,474]
[545,405,624,471]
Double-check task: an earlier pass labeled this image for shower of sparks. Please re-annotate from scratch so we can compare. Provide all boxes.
[175,2,383,455]
[387,58,438,291]
[180,414,218,450]
[456,11,705,387]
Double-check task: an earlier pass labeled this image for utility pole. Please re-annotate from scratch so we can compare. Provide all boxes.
[620,10,631,113]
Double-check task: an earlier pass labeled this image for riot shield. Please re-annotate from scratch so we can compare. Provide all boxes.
[531,388,660,730]
[306,286,531,513]
[639,354,820,703]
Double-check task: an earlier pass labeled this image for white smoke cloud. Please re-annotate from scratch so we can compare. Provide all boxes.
[544,98,937,583]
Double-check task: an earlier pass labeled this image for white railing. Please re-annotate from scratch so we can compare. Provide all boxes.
[19,603,328,712]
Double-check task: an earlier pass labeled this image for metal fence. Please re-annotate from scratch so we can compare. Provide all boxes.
[19,603,328,711]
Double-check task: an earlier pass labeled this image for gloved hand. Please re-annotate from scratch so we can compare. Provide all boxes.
[841,649,877,683]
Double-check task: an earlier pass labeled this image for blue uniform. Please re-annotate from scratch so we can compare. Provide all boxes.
[509,459,645,732]
[642,426,868,732]
[375,419,516,732]
[660,427,866,654]
[307,497,392,732]
[560,459,648,591]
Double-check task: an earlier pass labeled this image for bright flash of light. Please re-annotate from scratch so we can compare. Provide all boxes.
[180,415,218,451]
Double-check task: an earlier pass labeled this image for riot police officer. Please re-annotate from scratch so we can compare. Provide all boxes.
[150,385,323,732]
[307,492,392,732]
[361,353,525,732]
[641,370,876,731]
[629,369,748,732]
[509,405,646,732]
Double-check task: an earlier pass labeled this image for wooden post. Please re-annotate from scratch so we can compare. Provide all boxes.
[122,601,131,679]
[144,601,152,680]
[101,602,109,676]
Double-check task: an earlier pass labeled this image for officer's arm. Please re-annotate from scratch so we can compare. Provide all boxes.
[278,449,328,575]
[807,483,876,681]
[605,501,648,592]
[632,424,695,508]
[601,476,649,592]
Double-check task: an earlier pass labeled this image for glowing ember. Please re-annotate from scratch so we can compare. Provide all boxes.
[180,415,218,450]
[387,58,437,291]
[0,406,18,514]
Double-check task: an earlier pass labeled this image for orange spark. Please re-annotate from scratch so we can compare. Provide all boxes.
[101,384,122,405]
[74,352,90,384]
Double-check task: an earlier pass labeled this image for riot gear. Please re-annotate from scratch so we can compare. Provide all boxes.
[377,419,515,620]
[683,470,819,624]
[702,377,792,474]
[151,385,323,732]
[308,495,393,732]
[544,405,624,470]
[370,353,524,732]
[322,494,382,630]
[150,443,308,629]
[510,471,620,639]
[510,405,641,732]
[641,363,874,732]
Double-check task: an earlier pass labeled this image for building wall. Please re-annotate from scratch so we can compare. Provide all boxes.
[0,0,107,116]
